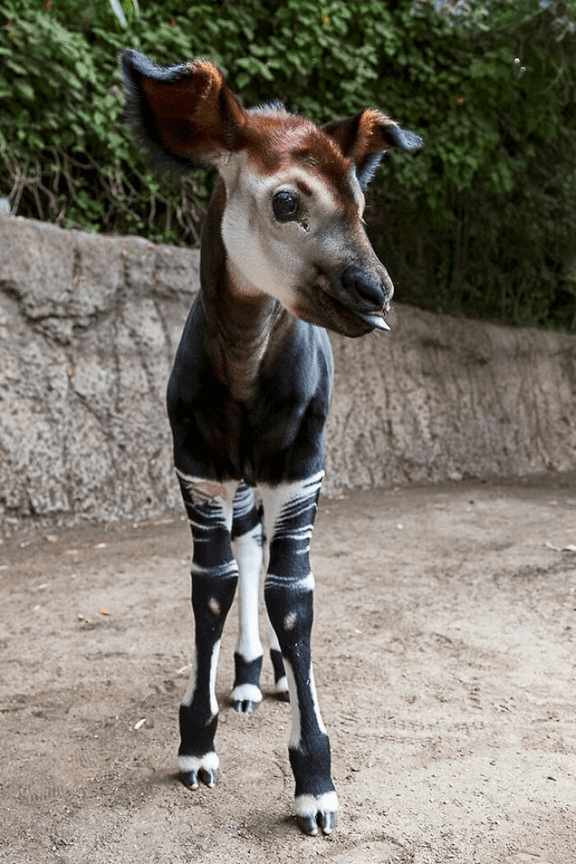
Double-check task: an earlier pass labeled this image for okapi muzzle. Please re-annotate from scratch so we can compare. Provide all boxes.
[121,47,422,838]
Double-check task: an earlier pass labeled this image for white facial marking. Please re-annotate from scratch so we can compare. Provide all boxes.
[220,155,352,315]
[348,166,366,216]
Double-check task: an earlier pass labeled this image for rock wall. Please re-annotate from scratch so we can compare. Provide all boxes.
[1,215,575,532]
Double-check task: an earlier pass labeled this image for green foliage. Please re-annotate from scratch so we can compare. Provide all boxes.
[369,0,576,329]
[1,0,575,327]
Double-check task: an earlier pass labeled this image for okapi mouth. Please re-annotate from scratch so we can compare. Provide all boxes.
[359,311,390,331]
[293,275,390,338]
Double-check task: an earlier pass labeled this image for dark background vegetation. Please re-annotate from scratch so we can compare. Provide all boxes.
[1,0,575,328]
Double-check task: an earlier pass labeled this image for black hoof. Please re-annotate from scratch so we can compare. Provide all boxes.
[319,810,335,834]
[232,699,258,714]
[180,768,216,790]
[296,810,336,836]
[297,814,319,836]
[276,689,290,703]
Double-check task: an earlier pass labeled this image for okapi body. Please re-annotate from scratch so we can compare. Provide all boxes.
[121,49,421,836]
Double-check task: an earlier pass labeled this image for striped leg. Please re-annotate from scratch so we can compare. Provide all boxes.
[264,528,290,701]
[269,621,290,701]
[230,482,264,714]
[260,471,338,836]
[176,473,239,789]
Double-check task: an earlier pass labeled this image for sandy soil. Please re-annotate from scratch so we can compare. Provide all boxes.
[1,475,575,864]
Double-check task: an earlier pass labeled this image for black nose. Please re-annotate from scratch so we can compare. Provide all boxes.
[341,264,385,310]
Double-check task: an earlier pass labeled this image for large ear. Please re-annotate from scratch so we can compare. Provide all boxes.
[121,49,248,172]
[321,109,422,190]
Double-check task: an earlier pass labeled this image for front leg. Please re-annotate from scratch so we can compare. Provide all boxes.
[260,472,338,836]
[176,472,239,789]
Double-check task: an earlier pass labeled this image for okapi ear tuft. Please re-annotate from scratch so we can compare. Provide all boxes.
[380,123,423,151]
[121,48,247,173]
[321,108,422,190]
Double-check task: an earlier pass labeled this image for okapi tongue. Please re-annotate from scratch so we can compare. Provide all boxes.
[361,313,390,332]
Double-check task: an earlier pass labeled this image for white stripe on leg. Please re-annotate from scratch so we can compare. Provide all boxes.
[232,522,264,663]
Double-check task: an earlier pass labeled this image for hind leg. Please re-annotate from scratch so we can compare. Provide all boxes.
[269,623,290,701]
[230,483,265,714]
[261,521,290,701]
[231,487,289,709]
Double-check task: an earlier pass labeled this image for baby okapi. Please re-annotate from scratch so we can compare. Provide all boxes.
[122,48,421,836]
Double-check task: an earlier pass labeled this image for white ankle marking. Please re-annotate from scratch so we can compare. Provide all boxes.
[274,675,288,694]
[294,791,339,818]
[230,683,262,703]
[177,752,220,774]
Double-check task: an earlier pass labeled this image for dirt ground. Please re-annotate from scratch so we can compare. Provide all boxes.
[1,474,576,864]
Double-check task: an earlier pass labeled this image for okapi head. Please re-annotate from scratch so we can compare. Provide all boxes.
[122,50,422,337]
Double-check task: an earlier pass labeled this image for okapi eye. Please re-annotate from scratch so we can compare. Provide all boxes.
[272,190,298,220]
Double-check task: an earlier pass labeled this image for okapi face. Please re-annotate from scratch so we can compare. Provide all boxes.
[122,50,422,337]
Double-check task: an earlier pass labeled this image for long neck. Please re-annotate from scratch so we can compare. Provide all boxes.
[200,182,293,403]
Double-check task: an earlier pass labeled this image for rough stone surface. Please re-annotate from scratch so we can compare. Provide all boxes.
[1,215,575,532]
[327,305,576,488]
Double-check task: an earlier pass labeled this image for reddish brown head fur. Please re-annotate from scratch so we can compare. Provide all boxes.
[122,50,420,182]
[122,49,421,338]
[139,59,247,163]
